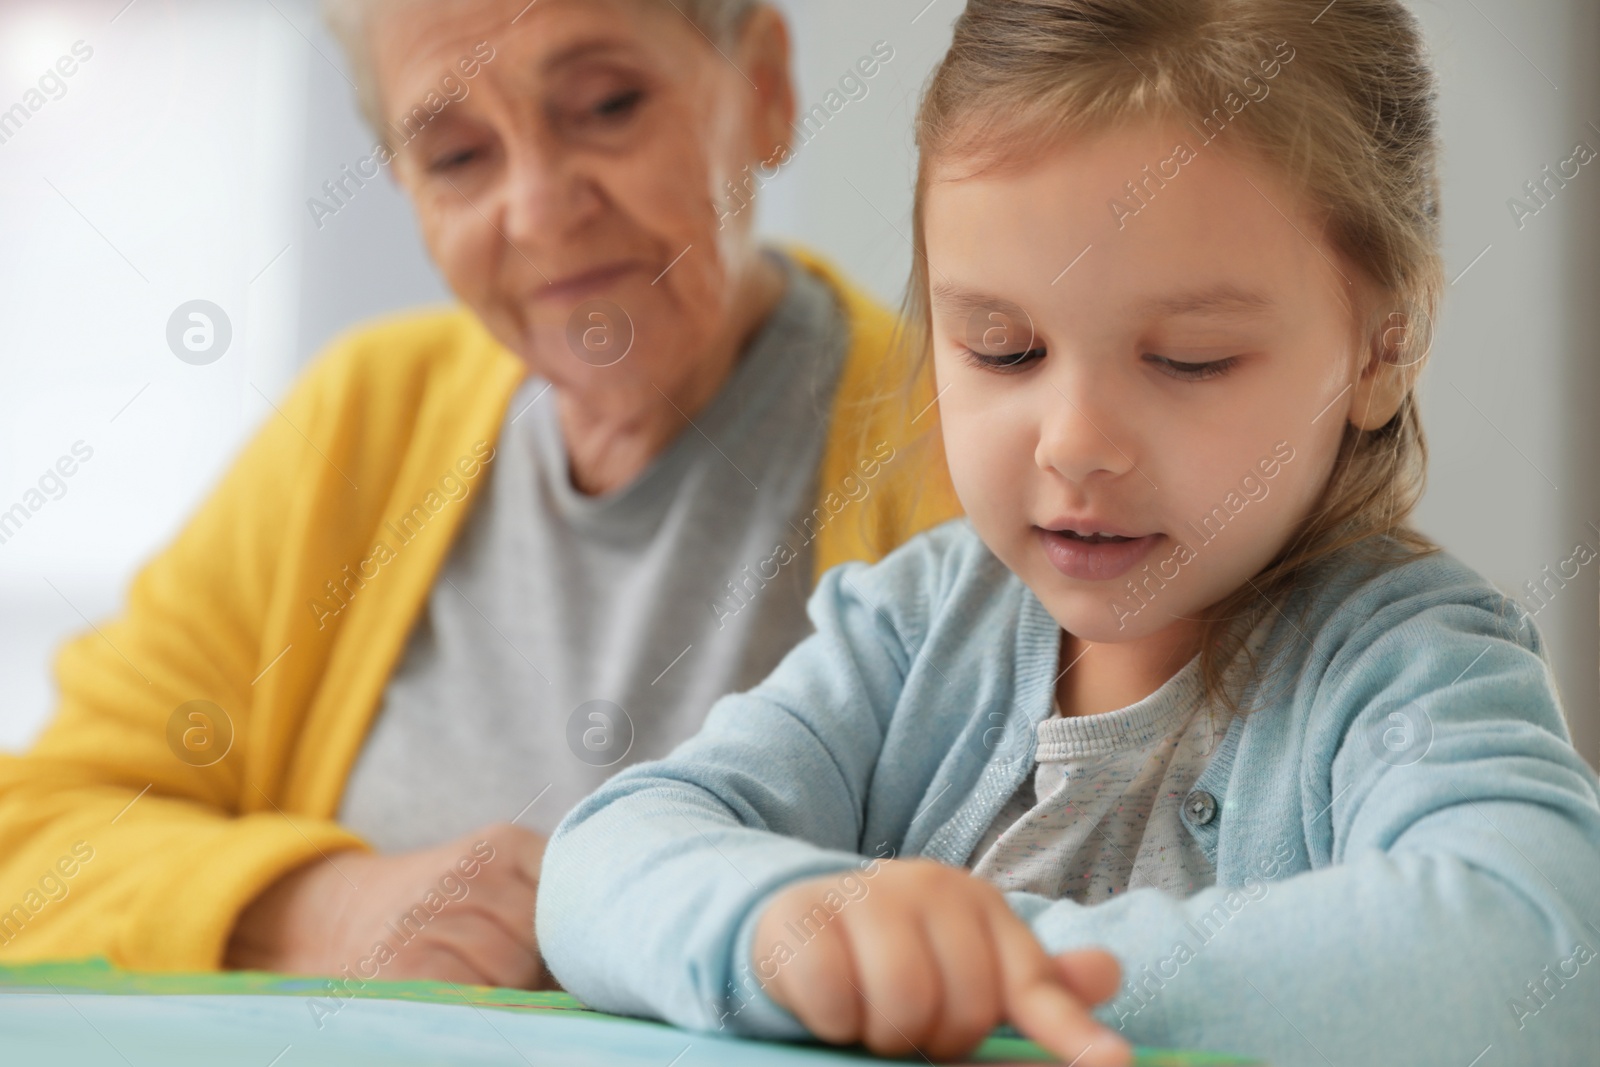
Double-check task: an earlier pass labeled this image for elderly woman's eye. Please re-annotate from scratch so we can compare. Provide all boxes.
[427,148,479,173]
[595,89,644,118]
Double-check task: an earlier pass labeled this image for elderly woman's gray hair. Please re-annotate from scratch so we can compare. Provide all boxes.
[322,0,761,141]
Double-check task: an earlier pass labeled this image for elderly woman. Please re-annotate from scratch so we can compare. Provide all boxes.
[0,0,956,988]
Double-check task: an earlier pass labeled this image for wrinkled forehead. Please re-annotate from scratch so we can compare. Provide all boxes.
[330,0,753,144]
[367,0,668,93]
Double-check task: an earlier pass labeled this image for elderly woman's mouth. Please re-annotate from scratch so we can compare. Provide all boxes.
[532,261,647,302]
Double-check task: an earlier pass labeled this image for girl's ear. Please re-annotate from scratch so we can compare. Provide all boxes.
[1347,307,1428,431]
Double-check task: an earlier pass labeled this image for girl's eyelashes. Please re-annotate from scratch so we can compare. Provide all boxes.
[1145,354,1239,381]
[958,347,1239,381]
[963,346,1047,372]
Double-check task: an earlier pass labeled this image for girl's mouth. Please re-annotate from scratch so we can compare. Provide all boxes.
[1036,526,1162,582]
[1059,530,1134,544]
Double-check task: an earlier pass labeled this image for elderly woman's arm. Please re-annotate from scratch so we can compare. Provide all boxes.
[0,350,548,985]
[0,362,366,969]
[223,820,550,987]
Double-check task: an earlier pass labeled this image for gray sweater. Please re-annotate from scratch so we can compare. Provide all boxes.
[338,249,848,848]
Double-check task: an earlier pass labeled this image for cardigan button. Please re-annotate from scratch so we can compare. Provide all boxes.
[1184,789,1219,826]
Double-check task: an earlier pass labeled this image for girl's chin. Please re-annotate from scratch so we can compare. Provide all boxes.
[1033,599,1153,644]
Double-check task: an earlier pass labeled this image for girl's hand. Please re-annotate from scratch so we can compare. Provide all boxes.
[751,858,1131,1065]
[225,822,555,990]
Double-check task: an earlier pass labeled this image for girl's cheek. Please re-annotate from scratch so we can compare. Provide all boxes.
[940,418,1013,519]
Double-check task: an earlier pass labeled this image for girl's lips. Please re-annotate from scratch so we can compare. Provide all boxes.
[1036,527,1162,582]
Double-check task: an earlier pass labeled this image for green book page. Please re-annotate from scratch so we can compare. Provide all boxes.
[0,958,1264,1065]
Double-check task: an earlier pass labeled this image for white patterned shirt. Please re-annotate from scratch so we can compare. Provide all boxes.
[968,621,1270,902]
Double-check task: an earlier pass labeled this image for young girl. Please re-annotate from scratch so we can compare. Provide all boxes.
[537,1,1600,1063]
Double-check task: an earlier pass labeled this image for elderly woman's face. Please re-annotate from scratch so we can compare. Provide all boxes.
[371,0,789,385]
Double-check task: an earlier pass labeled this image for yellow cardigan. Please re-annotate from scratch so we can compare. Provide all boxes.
[0,249,960,971]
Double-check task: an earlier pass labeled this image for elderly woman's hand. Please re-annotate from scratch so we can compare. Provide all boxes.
[225,822,554,990]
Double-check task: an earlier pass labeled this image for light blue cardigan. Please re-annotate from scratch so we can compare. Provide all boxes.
[537,517,1600,1064]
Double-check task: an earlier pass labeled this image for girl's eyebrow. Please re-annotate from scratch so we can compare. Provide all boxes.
[1137,285,1277,317]
[929,282,1027,320]
[931,282,1276,320]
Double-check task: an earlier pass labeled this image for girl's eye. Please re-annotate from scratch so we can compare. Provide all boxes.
[1146,354,1238,381]
[965,347,1046,372]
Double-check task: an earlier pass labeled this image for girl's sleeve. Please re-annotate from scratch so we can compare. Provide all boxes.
[1006,596,1600,1064]
[536,548,934,1037]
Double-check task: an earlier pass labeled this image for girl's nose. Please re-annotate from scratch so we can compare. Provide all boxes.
[1033,371,1139,486]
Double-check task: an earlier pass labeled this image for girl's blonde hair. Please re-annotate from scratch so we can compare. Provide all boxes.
[897,0,1444,711]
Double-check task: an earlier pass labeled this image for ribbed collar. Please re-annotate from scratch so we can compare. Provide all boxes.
[1034,607,1278,762]
[1035,660,1205,761]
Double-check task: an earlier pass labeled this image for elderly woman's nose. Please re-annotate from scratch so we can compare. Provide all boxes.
[498,138,603,240]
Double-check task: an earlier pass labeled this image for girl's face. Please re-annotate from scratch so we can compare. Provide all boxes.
[925,120,1381,648]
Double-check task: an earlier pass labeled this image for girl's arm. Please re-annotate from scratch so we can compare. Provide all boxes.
[536,550,924,1033]
[1007,598,1600,1064]
[539,537,1130,1065]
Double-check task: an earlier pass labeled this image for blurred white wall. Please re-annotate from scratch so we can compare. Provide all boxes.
[1,0,1596,769]
[0,0,313,746]
[1402,0,1600,768]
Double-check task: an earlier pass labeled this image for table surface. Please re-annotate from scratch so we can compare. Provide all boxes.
[0,960,1264,1066]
